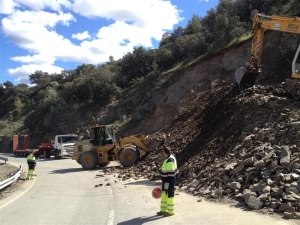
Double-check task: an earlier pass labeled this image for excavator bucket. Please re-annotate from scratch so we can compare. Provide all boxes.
[143,137,162,151]
[235,67,261,87]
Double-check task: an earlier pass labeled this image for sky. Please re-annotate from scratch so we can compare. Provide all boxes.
[0,0,218,85]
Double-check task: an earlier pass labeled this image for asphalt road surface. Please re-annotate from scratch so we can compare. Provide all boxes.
[0,153,299,225]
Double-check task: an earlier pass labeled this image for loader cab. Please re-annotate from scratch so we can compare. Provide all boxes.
[90,125,116,147]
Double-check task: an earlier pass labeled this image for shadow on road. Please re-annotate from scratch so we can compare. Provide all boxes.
[33,157,71,162]
[124,180,160,187]
[4,153,71,162]
[49,168,87,174]
[117,215,163,225]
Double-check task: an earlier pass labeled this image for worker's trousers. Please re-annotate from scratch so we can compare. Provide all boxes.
[27,161,36,179]
[27,169,35,179]
[160,192,175,214]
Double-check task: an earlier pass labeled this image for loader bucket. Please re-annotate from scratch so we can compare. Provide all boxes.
[143,137,162,151]
[235,67,261,87]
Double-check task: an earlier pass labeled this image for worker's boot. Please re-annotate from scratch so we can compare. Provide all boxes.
[156,211,165,216]
[164,213,174,217]
[31,170,35,179]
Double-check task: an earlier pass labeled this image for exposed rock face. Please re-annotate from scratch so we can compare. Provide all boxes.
[117,32,300,136]
[115,83,300,220]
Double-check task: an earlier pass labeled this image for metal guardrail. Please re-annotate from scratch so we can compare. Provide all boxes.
[0,156,8,164]
[0,165,23,190]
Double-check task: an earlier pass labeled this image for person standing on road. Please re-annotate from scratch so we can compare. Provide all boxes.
[26,151,36,180]
[157,147,178,217]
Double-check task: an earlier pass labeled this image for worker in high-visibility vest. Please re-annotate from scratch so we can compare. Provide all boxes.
[26,151,36,180]
[157,147,178,217]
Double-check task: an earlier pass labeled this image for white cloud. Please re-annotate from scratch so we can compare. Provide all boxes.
[0,0,71,14]
[0,0,182,84]
[11,54,56,64]
[0,0,18,14]
[2,10,76,54]
[72,31,91,40]
[14,0,71,11]
[9,64,63,83]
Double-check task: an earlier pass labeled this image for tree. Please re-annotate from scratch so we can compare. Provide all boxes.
[29,71,50,85]
[202,9,218,44]
[3,81,14,88]
[116,46,155,88]
[156,48,175,69]
[283,0,300,15]
[176,33,209,59]
[0,83,7,103]
[184,14,203,35]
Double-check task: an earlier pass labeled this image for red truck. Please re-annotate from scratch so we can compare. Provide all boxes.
[13,134,78,158]
[13,135,53,158]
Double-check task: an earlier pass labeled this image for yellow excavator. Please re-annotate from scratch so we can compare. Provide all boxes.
[235,13,300,89]
[71,124,162,169]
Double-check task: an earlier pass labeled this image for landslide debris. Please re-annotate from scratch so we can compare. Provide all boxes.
[112,82,300,220]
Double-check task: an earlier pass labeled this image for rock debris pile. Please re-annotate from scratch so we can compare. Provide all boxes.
[114,83,300,219]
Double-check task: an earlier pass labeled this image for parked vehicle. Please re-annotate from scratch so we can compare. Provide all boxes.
[51,134,78,159]
[13,134,78,159]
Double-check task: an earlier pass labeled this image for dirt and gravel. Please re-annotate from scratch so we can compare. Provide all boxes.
[0,163,27,201]
[110,82,300,220]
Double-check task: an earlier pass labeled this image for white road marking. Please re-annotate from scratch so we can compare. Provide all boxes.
[107,186,114,225]
[107,209,115,225]
[0,178,36,210]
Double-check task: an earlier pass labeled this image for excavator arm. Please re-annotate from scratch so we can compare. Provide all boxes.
[235,13,300,87]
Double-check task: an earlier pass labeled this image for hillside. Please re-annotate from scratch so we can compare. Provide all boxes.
[103,31,300,219]
[99,31,299,136]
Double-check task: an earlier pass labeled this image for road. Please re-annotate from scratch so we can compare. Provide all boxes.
[0,153,298,225]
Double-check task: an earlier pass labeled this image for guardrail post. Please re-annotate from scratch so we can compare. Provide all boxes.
[0,156,8,164]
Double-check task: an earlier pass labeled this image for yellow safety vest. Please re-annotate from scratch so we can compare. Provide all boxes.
[27,154,35,162]
[161,154,178,180]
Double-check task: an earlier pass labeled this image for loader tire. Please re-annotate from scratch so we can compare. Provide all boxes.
[292,83,300,100]
[80,151,98,170]
[54,150,60,159]
[119,147,140,167]
[43,150,51,158]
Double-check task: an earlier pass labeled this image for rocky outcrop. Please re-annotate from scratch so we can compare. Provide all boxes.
[111,83,300,220]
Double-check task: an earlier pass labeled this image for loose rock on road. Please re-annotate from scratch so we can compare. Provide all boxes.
[0,153,298,225]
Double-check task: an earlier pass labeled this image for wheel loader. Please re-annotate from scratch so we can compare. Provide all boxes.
[71,124,162,170]
[235,13,300,93]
